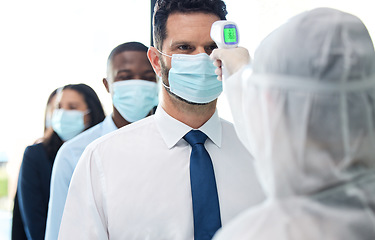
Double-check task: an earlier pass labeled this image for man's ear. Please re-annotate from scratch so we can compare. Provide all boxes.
[103,78,110,93]
[148,47,162,77]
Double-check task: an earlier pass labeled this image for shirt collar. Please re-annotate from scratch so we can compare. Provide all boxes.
[155,106,222,149]
[101,115,118,135]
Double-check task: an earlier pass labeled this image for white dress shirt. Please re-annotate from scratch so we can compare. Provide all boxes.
[46,116,117,240]
[58,106,264,240]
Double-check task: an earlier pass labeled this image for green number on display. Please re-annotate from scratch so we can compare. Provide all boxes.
[224,28,237,43]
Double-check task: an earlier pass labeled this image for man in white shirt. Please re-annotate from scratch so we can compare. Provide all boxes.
[45,42,159,240]
[58,0,265,239]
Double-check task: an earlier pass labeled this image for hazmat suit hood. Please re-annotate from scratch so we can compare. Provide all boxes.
[235,7,375,198]
[213,8,375,239]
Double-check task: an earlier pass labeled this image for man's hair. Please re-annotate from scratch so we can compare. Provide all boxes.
[106,42,149,82]
[107,41,148,63]
[153,0,228,51]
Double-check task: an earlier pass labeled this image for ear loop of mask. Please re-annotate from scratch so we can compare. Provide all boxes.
[155,48,173,91]
[156,48,172,58]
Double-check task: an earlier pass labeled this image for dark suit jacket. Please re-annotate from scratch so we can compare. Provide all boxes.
[12,192,27,240]
[17,143,53,240]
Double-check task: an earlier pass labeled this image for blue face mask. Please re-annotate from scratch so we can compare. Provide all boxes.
[161,52,222,104]
[112,80,159,123]
[51,109,87,141]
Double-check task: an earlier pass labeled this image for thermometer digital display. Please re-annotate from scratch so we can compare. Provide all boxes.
[223,25,238,44]
[210,21,239,48]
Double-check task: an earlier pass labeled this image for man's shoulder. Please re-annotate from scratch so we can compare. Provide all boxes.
[57,122,106,159]
[218,117,251,154]
[219,118,239,139]
[85,115,157,150]
[219,117,235,128]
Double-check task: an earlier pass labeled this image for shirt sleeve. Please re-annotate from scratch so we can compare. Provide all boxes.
[45,145,76,240]
[58,144,108,240]
[17,146,48,240]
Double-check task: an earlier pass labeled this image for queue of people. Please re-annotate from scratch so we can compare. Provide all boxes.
[10,0,375,239]
[45,41,159,240]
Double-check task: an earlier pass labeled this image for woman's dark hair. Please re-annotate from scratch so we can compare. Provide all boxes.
[153,0,228,51]
[63,83,105,127]
[43,83,105,162]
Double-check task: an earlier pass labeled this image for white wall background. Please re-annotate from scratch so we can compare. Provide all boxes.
[0,0,152,200]
[0,0,374,209]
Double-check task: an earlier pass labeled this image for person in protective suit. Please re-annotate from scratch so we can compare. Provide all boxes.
[211,7,375,239]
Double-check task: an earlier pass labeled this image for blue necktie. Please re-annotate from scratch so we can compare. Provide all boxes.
[184,130,221,240]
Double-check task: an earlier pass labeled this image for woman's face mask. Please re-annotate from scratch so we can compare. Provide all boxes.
[51,109,88,141]
[160,51,222,104]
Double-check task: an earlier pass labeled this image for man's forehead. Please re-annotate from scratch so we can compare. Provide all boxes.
[112,51,149,66]
[166,12,220,28]
[163,12,219,45]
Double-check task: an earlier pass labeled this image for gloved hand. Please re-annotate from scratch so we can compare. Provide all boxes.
[210,47,251,81]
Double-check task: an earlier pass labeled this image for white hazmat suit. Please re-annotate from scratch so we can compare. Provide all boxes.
[211,8,375,240]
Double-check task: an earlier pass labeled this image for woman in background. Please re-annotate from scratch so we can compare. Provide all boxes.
[12,88,58,240]
[16,84,105,240]
[35,88,59,144]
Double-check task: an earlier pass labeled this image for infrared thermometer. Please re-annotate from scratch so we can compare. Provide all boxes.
[210,20,239,79]
[210,20,239,49]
